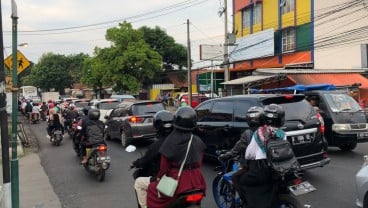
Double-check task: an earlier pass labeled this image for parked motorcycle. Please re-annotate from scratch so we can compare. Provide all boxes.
[50,129,63,146]
[83,143,110,182]
[125,145,205,208]
[212,150,313,208]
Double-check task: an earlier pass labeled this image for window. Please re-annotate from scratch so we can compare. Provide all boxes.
[132,103,165,115]
[253,3,262,25]
[281,0,295,14]
[234,101,258,122]
[196,101,213,122]
[282,28,296,52]
[210,101,233,122]
[242,8,251,28]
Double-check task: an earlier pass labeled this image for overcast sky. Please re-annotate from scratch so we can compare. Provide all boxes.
[1,0,232,69]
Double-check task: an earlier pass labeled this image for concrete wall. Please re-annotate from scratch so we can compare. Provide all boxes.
[314,0,368,69]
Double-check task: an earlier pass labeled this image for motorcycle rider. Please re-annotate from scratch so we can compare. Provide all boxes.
[47,108,64,138]
[30,102,41,121]
[73,106,90,156]
[219,106,265,162]
[235,104,287,208]
[64,104,79,131]
[146,106,206,208]
[131,110,174,208]
[80,109,105,164]
[40,102,49,121]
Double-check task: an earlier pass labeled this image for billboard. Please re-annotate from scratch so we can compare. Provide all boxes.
[229,28,275,62]
[199,45,224,61]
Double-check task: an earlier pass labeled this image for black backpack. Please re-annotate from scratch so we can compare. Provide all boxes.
[261,127,300,176]
[86,120,104,145]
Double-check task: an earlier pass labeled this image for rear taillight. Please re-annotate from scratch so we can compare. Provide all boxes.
[323,153,328,158]
[317,112,325,134]
[98,145,107,152]
[185,193,204,203]
[129,116,143,123]
[292,178,302,185]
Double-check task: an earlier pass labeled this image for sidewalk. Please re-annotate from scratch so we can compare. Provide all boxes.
[0,117,62,208]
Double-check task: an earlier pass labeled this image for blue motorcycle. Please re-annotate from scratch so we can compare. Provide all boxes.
[212,151,306,208]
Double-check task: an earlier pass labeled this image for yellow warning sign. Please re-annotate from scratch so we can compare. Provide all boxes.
[4,50,31,75]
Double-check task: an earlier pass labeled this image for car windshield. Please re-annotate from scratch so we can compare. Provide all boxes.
[281,100,315,120]
[132,103,164,115]
[99,102,119,110]
[323,93,361,112]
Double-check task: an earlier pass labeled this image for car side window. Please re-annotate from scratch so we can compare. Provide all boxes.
[210,101,233,122]
[196,101,213,122]
[234,101,256,122]
[110,109,121,118]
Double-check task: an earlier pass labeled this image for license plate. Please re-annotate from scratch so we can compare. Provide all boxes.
[358,132,368,139]
[54,130,62,134]
[291,134,312,145]
[288,181,316,196]
[97,156,111,163]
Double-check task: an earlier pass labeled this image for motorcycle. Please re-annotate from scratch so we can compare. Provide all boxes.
[125,145,205,208]
[212,150,314,208]
[67,118,79,139]
[30,113,40,124]
[50,129,63,146]
[83,143,111,182]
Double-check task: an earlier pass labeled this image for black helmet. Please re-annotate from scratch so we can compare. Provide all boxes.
[88,109,100,120]
[245,106,264,128]
[153,110,174,135]
[263,104,285,127]
[82,106,90,116]
[173,106,197,131]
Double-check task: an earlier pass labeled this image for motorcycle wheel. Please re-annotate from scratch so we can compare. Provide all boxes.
[97,170,105,182]
[276,194,303,208]
[212,175,237,208]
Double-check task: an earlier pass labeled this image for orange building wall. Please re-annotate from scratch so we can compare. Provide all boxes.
[234,0,251,12]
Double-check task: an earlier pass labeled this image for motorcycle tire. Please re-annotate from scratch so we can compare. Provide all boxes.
[97,170,105,182]
[212,175,237,208]
[277,194,303,208]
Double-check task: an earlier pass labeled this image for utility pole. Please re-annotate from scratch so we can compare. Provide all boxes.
[187,19,192,106]
[11,0,20,207]
[0,1,12,207]
[223,0,229,83]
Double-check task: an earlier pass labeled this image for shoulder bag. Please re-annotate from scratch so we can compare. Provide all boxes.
[157,134,193,197]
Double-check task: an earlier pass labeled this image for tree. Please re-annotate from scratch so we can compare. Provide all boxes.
[23,52,73,94]
[139,26,187,70]
[66,53,89,85]
[97,22,163,92]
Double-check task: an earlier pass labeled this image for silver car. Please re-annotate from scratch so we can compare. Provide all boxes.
[104,100,165,147]
[356,155,368,207]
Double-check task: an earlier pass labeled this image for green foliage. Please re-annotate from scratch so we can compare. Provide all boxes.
[23,53,88,93]
[81,22,163,93]
[139,26,187,70]
[24,53,73,92]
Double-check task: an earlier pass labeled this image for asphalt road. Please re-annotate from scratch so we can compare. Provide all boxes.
[29,121,367,208]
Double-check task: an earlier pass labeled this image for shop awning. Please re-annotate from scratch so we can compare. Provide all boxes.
[287,73,368,89]
[221,74,286,88]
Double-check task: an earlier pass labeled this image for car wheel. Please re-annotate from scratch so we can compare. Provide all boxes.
[121,131,129,147]
[339,142,357,151]
[364,192,368,208]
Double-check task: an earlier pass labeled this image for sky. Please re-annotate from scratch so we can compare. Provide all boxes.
[1,0,232,69]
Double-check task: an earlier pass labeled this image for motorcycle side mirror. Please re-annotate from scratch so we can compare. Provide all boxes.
[125,145,136,153]
[77,126,82,130]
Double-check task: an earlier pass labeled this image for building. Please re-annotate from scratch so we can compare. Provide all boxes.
[225,0,368,100]
[231,0,368,71]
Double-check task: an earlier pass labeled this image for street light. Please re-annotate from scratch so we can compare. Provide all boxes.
[3,43,28,57]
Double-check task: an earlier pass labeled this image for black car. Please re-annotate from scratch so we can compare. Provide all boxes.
[194,94,330,170]
[305,90,368,151]
[104,100,165,147]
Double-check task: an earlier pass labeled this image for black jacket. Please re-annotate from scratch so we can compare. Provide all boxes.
[132,134,166,181]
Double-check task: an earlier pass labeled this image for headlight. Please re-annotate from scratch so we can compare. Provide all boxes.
[332,124,351,131]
